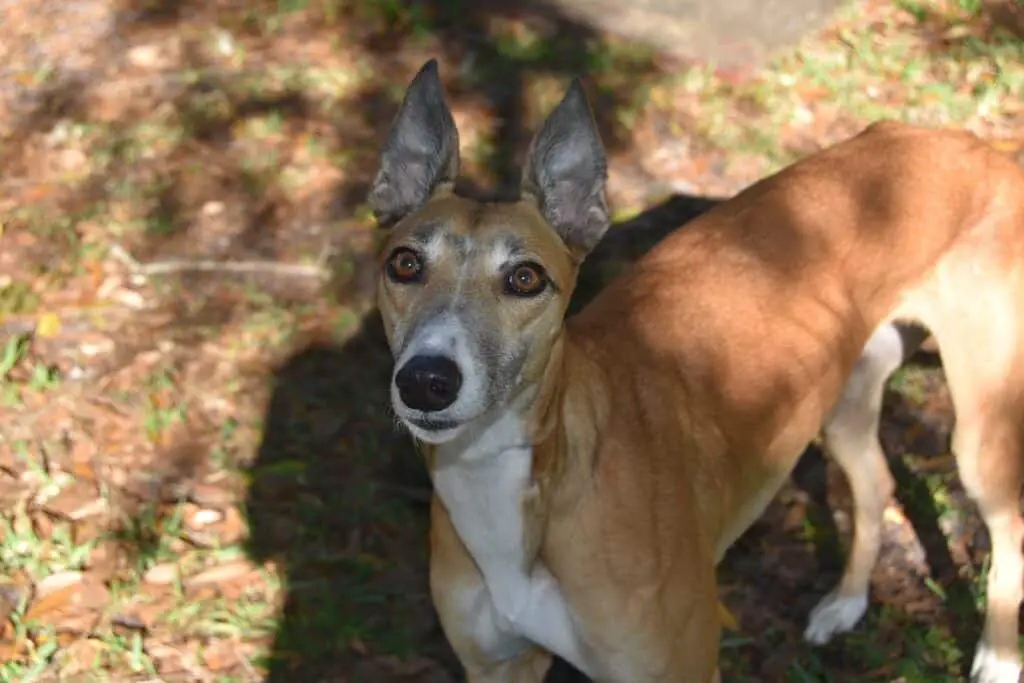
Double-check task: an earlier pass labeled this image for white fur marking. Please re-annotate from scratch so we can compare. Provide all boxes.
[433,405,592,674]
[392,312,487,442]
[423,230,446,264]
[971,641,1023,683]
[489,241,514,272]
[804,592,868,645]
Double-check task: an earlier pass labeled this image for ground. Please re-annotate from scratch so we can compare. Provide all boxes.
[0,0,1023,681]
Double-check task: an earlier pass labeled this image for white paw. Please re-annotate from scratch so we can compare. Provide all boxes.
[971,642,1022,683]
[803,592,868,645]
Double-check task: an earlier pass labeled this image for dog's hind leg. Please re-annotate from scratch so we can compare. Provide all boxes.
[804,322,927,644]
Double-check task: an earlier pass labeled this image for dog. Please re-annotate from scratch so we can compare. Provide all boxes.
[371,59,1024,682]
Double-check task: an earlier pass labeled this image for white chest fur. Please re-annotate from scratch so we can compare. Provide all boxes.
[432,409,591,674]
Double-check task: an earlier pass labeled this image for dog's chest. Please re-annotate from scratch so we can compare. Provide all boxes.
[431,414,592,675]
[433,413,538,624]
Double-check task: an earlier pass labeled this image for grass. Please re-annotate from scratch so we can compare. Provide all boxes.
[0,0,1022,680]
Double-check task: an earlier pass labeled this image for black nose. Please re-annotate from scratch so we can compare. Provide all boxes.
[394,355,463,412]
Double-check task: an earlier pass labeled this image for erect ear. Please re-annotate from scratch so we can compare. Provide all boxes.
[369,59,461,228]
[521,79,609,261]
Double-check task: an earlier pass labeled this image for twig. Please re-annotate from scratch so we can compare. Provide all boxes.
[109,244,330,281]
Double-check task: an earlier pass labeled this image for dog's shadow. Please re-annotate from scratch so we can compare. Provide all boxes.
[244,192,978,682]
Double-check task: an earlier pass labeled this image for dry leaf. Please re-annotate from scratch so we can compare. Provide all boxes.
[147,640,186,677]
[189,482,234,508]
[43,480,106,521]
[58,637,106,677]
[54,610,101,635]
[24,584,79,623]
[0,639,21,661]
[0,477,23,509]
[74,520,106,547]
[991,139,1024,154]
[183,503,223,531]
[31,511,54,539]
[35,571,83,599]
[349,637,369,655]
[718,601,740,631]
[35,312,62,339]
[77,575,111,611]
[24,572,108,628]
[184,559,253,589]
[86,540,122,579]
[143,562,179,585]
[215,506,248,545]
[884,504,907,525]
[201,638,239,671]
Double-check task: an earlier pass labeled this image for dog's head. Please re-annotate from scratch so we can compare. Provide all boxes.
[372,59,610,444]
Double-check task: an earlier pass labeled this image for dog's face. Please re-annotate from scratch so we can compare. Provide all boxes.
[371,60,610,444]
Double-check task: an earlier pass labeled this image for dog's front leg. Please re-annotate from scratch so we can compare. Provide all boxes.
[429,496,553,683]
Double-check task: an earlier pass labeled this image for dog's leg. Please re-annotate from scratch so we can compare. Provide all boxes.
[429,497,553,683]
[918,280,1024,683]
[945,373,1024,682]
[805,323,911,644]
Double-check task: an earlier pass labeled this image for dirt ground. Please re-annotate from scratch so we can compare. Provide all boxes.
[1,0,1023,681]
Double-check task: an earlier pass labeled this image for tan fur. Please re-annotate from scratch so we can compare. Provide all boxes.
[379,118,1024,682]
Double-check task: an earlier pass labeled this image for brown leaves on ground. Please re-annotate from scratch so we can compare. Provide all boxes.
[1,0,1021,680]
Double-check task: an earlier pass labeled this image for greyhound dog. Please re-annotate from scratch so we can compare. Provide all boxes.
[371,60,1024,682]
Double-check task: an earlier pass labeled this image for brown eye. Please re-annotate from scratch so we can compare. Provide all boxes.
[505,262,547,297]
[387,248,423,283]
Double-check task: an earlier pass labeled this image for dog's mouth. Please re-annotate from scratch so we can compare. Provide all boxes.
[408,416,461,432]
[400,414,466,445]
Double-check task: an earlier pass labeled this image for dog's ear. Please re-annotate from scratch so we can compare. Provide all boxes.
[369,59,461,228]
[521,79,609,261]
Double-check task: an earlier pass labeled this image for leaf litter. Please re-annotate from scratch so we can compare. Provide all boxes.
[0,0,1021,680]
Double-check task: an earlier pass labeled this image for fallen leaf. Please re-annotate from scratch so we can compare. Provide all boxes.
[183,503,223,531]
[77,575,111,610]
[53,610,100,635]
[349,637,369,655]
[884,504,907,525]
[31,510,54,539]
[201,638,239,671]
[24,584,79,623]
[74,520,106,547]
[86,540,122,579]
[0,639,21,661]
[42,480,106,521]
[189,482,234,508]
[991,139,1024,154]
[143,563,179,586]
[147,640,187,677]
[718,601,740,631]
[0,477,23,509]
[35,312,62,339]
[214,506,248,545]
[112,612,147,631]
[184,559,254,589]
[58,637,106,677]
[35,571,83,600]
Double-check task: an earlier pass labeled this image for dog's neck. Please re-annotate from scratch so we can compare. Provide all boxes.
[431,387,539,469]
[426,325,597,551]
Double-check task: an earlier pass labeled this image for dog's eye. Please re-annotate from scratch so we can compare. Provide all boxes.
[387,248,424,283]
[505,262,547,297]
